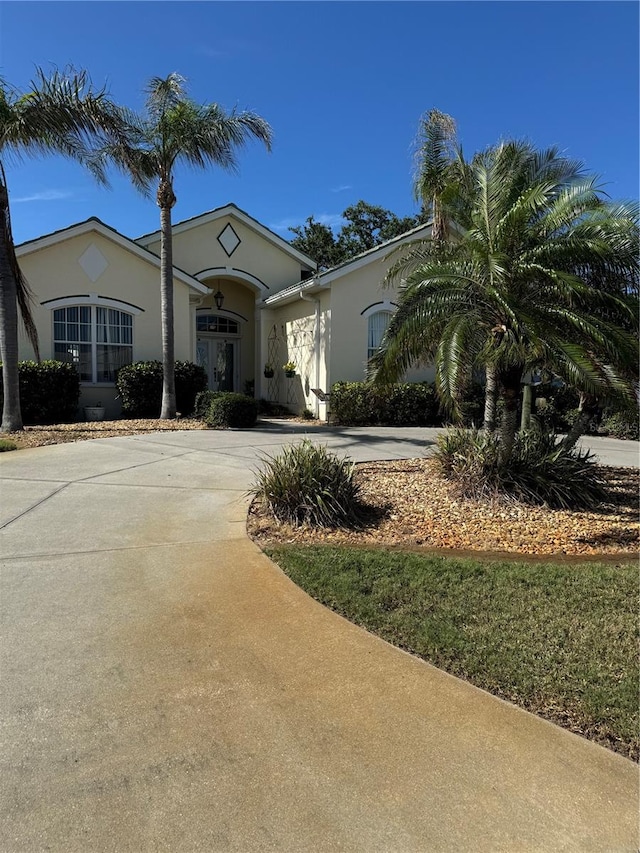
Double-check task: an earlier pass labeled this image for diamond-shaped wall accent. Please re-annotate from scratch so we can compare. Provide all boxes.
[217,222,241,257]
[78,244,109,282]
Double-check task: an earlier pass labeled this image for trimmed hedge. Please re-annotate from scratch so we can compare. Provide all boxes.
[193,390,224,420]
[205,392,258,429]
[0,360,80,425]
[330,381,440,427]
[116,361,207,417]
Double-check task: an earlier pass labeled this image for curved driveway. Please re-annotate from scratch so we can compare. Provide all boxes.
[1,424,638,852]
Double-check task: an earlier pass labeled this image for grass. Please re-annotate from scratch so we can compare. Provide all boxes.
[0,438,18,452]
[265,544,639,760]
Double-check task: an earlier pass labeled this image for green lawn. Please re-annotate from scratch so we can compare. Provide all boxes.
[266,545,638,760]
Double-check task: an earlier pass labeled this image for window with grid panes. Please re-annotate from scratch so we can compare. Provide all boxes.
[53,306,133,382]
[367,311,392,360]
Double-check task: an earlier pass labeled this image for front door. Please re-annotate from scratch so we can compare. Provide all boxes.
[196,337,238,391]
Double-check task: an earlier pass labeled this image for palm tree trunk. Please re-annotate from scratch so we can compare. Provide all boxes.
[498,368,522,465]
[0,182,23,432]
[158,180,176,419]
[560,392,598,451]
[483,363,498,433]
[520,383,533,431]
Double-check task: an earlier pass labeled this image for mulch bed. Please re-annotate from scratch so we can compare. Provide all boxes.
[6,418,208,449]
[248,458,639,558]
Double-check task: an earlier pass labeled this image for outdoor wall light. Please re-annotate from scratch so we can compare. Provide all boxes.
[213,289,225,310]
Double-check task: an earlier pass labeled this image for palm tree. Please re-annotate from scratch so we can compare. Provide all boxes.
[413,109,459,242]
[96,74,272,419]
[371,141,639,465]
[0,68,120,432]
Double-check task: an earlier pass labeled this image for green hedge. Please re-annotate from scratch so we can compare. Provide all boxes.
[116,361,207,418]
[0,360,80,425]
[205,392,258,428]
[599,410,640,441]
[193,390,224,420]
[330,381,440,426]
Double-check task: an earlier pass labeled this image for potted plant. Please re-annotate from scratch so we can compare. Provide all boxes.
[263,363,274,378]
[84,401,106,422]
[283,361,296,378]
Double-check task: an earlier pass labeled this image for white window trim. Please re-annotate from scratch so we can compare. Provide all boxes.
[51,301,135,385]
[43,293,144,315]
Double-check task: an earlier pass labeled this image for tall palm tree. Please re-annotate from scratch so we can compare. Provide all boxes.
[96,74,272,419]
[413,109,459,242]
[371,141,639,465]
[0,68,120,432]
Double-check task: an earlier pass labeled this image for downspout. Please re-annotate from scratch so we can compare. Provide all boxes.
[299,287,321,418]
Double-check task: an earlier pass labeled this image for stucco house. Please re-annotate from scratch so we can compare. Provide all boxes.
[16,203,433,419]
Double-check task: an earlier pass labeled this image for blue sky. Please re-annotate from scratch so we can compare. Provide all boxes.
[2,1,638,245]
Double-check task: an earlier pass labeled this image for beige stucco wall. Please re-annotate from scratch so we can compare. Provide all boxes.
[264,290,331,418]
[17,229,196,416]
[142,213,310,294]
[328,259,434,387]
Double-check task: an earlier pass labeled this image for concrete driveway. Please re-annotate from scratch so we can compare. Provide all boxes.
[1,424,638,852]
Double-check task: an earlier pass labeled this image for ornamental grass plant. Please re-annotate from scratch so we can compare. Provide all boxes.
[251,440,367,528]
[433,426,607,509]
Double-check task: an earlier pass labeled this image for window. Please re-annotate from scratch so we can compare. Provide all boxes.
[53,306,133,382]
[196,314,239,335]
[367,311,392,359]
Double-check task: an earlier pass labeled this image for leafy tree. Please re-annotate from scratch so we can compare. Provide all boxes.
[289,216,346,269]
[338,201,422,256]
[289,201,424,269]
[371,141,639,465]
[95,73,272,418]
[0,68,120,432]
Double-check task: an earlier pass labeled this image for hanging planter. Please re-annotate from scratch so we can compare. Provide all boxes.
[263,363,274,378]
[283,361,296,378]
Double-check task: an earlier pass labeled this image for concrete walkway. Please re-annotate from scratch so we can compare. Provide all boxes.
[1,425,638,852]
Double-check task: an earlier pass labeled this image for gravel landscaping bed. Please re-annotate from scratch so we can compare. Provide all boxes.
[6,418,208,449]
[249,458,639,558]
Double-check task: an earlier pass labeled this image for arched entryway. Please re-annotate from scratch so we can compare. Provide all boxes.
[195,313,241,391]
[194,274,261,393]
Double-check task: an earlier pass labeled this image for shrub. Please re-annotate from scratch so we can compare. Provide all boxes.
[386,382,439,426]
[0,439,17,452]
[457,382,487,427]
[534,384,583,433]
[174,361,208,414]
[205,392,258,428]
[330,381,440,426]
[251,440,367,528]
[116,361,207,417]
[193,389,224,420]
[0,360,80,425]
[433,426,607,509]
[600,410,640,441]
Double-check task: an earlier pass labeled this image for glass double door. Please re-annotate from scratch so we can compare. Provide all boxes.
[196,337,238,392]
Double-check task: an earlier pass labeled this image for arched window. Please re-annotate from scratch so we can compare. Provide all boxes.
[367,311,392,360]
[196,314,240,335]
[53,305,133,382]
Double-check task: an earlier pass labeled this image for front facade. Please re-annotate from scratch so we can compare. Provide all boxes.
[16,204,433,419]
